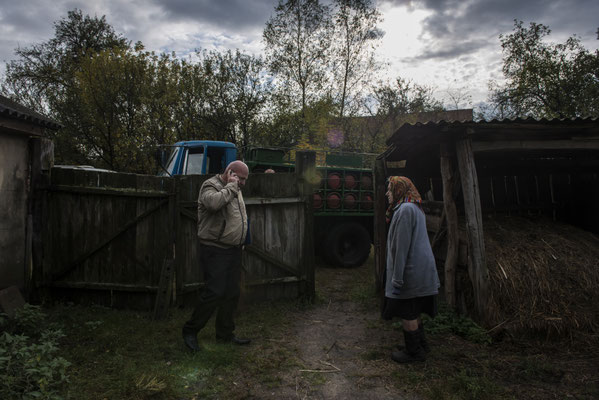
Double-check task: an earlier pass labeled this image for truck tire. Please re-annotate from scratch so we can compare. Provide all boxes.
[323,222,371,268]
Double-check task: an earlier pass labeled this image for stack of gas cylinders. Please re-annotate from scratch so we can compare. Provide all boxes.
[312,170,374,212]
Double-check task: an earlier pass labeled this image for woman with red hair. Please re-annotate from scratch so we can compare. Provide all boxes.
[383,176,440,363]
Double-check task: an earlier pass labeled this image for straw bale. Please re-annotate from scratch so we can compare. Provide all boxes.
[483,215,599,339]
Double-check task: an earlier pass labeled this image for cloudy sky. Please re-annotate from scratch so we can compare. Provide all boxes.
[1,0,598,106]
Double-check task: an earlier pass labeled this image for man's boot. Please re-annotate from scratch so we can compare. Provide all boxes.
[182,329,201,352]
[391,329,426,363]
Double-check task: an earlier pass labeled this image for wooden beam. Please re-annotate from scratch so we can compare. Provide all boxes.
[373,158,387,294]
[456,137,489,322]
[246,276,301,286]
[295,151,316,300]
[244,244,300,278]
[244,197,304,205]
[440,142,458,308]
[49,185,170,198]
[472,139,599,153]
[50,281,159,292]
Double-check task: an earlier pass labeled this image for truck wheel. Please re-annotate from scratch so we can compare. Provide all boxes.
[323,223,371,268]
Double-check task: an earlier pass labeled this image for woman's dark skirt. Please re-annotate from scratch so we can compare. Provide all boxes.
[382,295,438,321]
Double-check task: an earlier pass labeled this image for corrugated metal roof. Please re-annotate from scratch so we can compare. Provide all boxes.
[0,94,61,130]
[387,116,599,145]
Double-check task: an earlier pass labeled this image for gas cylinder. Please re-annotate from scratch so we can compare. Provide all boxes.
[326,192,341,209]
[327,172,342,189]
[343,193,357,209]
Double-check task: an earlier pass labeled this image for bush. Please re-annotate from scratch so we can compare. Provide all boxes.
[424,304,492,344]
[0,304,71,400]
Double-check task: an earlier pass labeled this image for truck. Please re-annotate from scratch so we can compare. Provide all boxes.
[158,141,374,268]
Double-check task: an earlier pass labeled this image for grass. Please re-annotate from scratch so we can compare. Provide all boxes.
[47,297,308,399]
[35,256,599,399]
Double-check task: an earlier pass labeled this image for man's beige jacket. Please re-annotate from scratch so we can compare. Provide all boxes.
[197,174,247,248]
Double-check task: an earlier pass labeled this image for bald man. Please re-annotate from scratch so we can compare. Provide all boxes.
[182,161,251,351]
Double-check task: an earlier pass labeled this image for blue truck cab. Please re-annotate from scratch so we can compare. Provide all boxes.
[158,140,237,176]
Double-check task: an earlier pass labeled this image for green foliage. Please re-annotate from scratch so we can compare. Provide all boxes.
[489,20,599,119]
[420,304,492,345]
[263,0,333,129]
[330,0,383,120]
[0,305,71,400]
[1,6,445,168]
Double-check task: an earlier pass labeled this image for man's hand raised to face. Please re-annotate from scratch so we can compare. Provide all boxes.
[226,169,240,187]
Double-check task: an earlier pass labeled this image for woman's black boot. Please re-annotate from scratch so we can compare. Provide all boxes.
[391,329,426,363]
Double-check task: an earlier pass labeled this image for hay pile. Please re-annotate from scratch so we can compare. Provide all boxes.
[483,215,599,339]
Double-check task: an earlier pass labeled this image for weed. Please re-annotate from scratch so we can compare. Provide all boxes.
[0,305,71,400]
[416,303,492,344]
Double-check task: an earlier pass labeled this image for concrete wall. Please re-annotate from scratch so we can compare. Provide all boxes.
[0,132,29,289]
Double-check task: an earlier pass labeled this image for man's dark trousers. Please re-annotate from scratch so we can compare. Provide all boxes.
[183,244,242,340]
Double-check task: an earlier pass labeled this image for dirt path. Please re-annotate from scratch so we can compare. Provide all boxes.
[244,264,419,399]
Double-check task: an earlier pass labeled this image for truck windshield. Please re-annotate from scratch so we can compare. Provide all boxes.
[158,147,180,176]
[184,147,205,175]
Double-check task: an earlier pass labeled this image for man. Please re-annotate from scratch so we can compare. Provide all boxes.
[182,160,251,352]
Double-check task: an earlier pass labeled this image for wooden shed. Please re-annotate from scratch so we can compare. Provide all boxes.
[0,95,57,296]
[374,116,599,326]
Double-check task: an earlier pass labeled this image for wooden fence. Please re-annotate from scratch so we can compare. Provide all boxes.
[37,166,314,310]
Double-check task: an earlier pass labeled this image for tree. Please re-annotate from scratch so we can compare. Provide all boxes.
[330,0,383,120]
[489,20,599,119]
[2,9,128,114]
[61,48,181,173]
[200,50,271,148]
[358,77,443,152]
[445,86,472,111]
[263,0,332,144]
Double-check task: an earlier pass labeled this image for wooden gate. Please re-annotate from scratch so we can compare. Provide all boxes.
[175,173,314,305]
[38,167,314,309]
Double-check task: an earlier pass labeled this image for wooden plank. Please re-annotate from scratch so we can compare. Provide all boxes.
[246,276,300,286]
[48,185,169,198]
[296,151,316,299]
[153,259,174,319]
[50,281,159,292]
[456,137,489,322]
[472,139,599,153]
[440,142,459,308]
[244,197,304,205]
[373,158,387,293]
[244,244,300,277]
[52,199,168,280]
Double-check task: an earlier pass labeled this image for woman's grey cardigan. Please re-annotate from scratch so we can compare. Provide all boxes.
[385,202,440,300]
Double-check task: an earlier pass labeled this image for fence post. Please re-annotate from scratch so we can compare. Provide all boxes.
[295,151,316,300]
[456,137,489,322]
[29,137,53,302]
[440,141,458,308]
[373,157,387,294]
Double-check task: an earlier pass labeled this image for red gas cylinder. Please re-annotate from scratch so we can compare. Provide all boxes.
[326,192,341,209]
[313,192,323,209]
[361,192,374,210]
[360,174,373,189]
[343,193,357,209]
[327,172,342,189]
[344,173,357,190]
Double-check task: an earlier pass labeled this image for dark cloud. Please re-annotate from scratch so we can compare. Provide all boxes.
[155,0,275,31]
[380,0,599,62]
[407,38,489,61]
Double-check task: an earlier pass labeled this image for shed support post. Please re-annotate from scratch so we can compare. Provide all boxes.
[455,137,489,322]
[295,151,316,300]
[29,137,53,301]
[440,142,458,308]
[374,158,387,293]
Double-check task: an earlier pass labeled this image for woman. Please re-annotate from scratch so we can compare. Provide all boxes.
[383,176,440,363]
